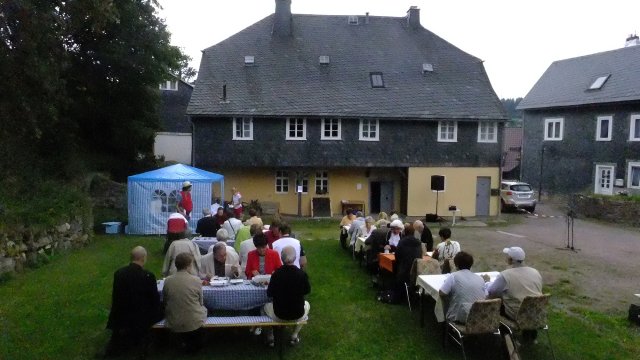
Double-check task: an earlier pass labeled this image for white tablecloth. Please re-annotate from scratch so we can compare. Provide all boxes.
[417,271,500,322]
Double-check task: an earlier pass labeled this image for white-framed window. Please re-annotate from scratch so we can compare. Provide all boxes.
[438,121,458,142]
[627,162,640,189]
[152,190,168,212]
[275,171,289,193]
[544,118,563,141]
[596,116,612,141]
[315,171,329,194]
[286,118,306,140]
[477,121,498,143]
[159,80,178,91]
[232,117,253,140]
[630,115,640,141]
[359,119,379,141]
[321,118,341,140]
[296,174,309,194]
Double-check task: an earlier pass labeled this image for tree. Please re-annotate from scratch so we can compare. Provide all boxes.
[0,0,185,180]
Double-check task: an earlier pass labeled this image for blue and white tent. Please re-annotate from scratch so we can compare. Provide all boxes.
[127,164,224,234]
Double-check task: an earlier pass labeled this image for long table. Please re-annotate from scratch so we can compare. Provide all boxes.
[158,279,269,311]
[417,271,500,323]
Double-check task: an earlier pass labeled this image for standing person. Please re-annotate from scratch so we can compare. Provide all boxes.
[413,220,434,252]
[439,251,486,324]
[105,246,162,358]
[162,253,207,354]
[231,187,243,219]
[432,228,460,274]
[245,233,282,279]
[263,246,311,347]
[487,246,542,341]
[272,223,307,270]
[177,181,193,220]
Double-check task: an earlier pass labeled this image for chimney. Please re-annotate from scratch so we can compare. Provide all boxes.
[365,12,370,24]
[625,33,639,47]
[407,6,420,29]
[273,0,292,37]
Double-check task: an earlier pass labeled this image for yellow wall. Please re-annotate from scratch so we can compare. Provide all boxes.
[217,169,378,216]
[407,167,500,217]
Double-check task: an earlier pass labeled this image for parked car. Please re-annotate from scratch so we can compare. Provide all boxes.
[500,180,537,212]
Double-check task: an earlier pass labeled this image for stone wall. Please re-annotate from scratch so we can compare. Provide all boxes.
[0,216,90,276]
[571,194,640,226]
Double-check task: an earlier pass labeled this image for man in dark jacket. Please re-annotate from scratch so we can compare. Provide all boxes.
[195,208,218,237]
[106,246,162,357]
[263,246,311,347]
[364,226,390,274]
[394,223,423,293]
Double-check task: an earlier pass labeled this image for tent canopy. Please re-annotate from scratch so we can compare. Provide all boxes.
[129,163,223,182]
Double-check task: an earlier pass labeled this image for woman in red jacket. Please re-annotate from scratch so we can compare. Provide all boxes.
[245,233,282,279]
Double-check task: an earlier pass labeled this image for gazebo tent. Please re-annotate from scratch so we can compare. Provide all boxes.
[127,164,224,234]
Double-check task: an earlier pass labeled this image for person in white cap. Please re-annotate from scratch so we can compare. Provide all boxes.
[384,219,404,252]
[177,181,193,220]
[487,246,542,325]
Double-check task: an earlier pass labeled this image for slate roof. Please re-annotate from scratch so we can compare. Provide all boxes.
[518,45,640,110]
[188,13,506,120]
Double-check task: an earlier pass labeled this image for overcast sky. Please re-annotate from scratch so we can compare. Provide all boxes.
[158,0,639,99]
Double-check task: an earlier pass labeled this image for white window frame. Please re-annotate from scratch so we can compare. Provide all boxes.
[630,114,640,141]
[232,117,253,140]
[159,80,178,91]
[359,119,379,141]
[438,121,458,142]
[596,116,612,141]
[544,117,563,141]
[628,162,640,189]
[315,171,329,194]
[321,118,342,140]
[477,121,498,143]
[286,118,306,140]
[296,174,309,194]
[275,171,289,193]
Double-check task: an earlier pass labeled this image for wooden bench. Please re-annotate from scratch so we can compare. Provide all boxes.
[153,315,308,358]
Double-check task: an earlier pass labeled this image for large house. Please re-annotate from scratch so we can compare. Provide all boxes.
[518,36,640,196]
[154,77,194,164]
[187,1,507,217]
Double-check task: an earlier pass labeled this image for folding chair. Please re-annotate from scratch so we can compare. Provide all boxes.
[445,298,502,360]
[500,294,557,360]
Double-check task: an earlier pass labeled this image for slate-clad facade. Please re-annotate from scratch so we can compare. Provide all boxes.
[519,43,640,196]
[154,77,194,164]
[189,1,507,216]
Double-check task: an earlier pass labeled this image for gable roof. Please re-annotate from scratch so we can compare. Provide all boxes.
[188,13,506,121]
[518,45,640,110]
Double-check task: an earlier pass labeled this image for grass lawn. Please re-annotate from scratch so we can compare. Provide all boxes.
[1,219,639,359]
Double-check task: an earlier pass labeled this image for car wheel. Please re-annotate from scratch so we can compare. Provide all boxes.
[525,206,536,213]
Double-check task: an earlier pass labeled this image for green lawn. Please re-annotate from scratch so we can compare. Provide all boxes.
[0,219,639,359]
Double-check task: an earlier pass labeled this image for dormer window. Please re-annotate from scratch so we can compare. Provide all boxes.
[159,80,178,91]
[588,75,610,90]
[348,15,358,25]
[319,56,330,65]
[244,56,255,66]
[422,63,433,74]
[370,72,384,88]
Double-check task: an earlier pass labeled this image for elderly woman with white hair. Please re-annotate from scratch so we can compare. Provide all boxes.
[413,220,434,252]
[360,216,376,239]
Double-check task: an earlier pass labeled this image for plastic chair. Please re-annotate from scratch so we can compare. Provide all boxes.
[500,294,557,360]
[445,298,502,360]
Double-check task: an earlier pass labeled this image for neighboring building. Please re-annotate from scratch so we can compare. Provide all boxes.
[187,1,507,217]
[518,36,640,196]
[154,77,194,164]
[502,126,523,180]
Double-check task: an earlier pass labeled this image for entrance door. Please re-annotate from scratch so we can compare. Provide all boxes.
[594,165,614,195]
[380,182,394,213]
[475,177,491,216]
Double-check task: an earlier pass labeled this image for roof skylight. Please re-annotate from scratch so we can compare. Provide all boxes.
[588,75,610,90]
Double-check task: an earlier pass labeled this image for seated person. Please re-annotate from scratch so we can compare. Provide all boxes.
[195,208,217,237]
[239,224,261,273]
[364,226,390,274]
[432,228,460,274]
[265,219,282,249]
[272,223,307,270]
[212,206,226,228]
[200,242,241,280]
[233,224,251,254]
[339,209,356,249]
[208,228,239,264]
[375,212,389,228]
[222,211,243,240]
[263,246,311,347]
[360,216,376,239]
[245,233,282,280]
[384,220,404,253]
[439,251,486,324]
[394,223,423,286]
[162,252,207,354]
[413,220,434,252]
[243,208,264,228]
[162,232,201,277]
[347,211,365,247]
[105,246,162,358]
